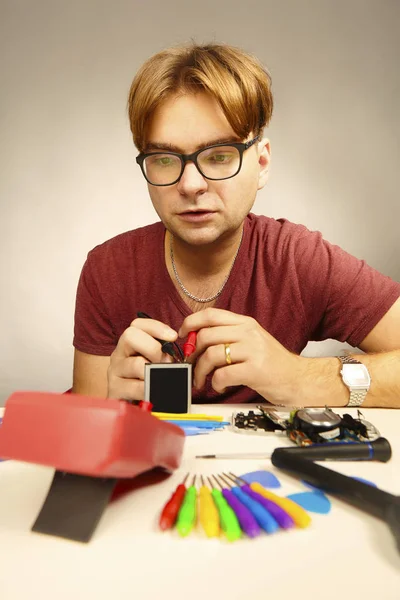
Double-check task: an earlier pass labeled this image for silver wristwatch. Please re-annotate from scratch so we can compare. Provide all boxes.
[338,355,371,407]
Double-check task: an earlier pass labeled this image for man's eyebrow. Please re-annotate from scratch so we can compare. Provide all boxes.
[144,137,242,153]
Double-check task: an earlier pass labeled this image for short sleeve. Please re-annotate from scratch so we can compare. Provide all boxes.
[73,252,118,355]
[294,229,400,347]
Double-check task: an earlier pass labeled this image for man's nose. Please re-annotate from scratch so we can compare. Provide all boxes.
[176,161,208,195]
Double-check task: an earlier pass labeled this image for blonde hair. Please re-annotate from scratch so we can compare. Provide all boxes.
[128,43,273,151]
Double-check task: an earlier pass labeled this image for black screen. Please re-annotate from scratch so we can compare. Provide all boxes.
[149,367,189,413]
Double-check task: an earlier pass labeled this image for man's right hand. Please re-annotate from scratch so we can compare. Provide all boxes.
[107,317,178,400]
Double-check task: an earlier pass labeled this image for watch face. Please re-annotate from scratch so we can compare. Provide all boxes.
[342,363,371,388]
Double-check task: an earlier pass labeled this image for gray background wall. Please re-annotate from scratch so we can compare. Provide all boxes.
[1,0,399,405]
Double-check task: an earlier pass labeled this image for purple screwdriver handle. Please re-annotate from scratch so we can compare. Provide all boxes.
[222,489,261,538]
[241,485,294,530]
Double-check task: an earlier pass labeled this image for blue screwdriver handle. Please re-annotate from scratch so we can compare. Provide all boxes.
[221,489,261,538]
[231,487,279,533]
[241,484,294,530]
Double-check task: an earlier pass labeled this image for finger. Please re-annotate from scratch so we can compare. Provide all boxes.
[114,326,173,362]
[178,308,245,337]
[107,376,145,401]
[132,317,178,342]
[113,355,147,380]
[211,362,252,394]
[160,353,175,364]
[194,342,246,389]
[108,353,174,400]
[192,324,245,360]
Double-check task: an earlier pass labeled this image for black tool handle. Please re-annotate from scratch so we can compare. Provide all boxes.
[277,437,392,462]
[271,448,396,520]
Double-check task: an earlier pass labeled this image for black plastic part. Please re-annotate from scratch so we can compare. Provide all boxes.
[272,437,392,462]
[234,410,284,432]
[271,449,394,518]
[271,448,400,554]
[32,470,117,543]
[386,499,400,554]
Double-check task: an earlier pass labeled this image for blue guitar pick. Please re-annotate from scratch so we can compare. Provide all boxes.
[238,470,281,488]
[287,491,332,515]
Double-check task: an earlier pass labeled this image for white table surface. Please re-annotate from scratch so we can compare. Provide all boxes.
[0,404,400,600]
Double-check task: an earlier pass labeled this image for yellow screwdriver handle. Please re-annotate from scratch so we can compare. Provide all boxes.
[250,482,311,528]
[199,486,220,538]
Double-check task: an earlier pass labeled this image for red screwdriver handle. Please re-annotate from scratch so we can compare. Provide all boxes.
[159,484,187,530]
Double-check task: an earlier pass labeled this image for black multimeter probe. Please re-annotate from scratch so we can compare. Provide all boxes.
[136,312,184,362]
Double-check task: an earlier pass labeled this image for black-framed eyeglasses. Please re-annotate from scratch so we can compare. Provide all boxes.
[136,135,260,186]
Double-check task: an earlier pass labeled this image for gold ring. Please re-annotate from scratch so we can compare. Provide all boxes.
[224,343,232,365]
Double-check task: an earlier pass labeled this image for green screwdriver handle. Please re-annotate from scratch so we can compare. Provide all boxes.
[211,489,241,541]
[176,486,197,537]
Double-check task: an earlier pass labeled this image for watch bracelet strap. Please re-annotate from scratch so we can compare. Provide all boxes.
[348,389,368,407]
[338,355,361,365]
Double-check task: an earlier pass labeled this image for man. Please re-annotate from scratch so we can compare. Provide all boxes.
[72,43,400,408]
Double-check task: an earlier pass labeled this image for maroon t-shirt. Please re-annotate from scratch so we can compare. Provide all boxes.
[73,213,400,403]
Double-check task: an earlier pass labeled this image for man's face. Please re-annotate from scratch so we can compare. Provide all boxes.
[144,92,270,246]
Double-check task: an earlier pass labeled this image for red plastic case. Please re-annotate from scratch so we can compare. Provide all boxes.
[0,391,185,477]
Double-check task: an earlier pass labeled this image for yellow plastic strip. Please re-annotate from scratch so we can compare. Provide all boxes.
[152,413,224,421]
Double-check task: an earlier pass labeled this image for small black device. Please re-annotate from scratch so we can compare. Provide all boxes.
[144,363,192,413]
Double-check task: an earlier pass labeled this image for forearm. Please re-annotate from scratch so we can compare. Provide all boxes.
[292,350,400,409]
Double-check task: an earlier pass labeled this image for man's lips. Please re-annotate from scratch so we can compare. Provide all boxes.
[177,210,216,221]
[179,209,215,215]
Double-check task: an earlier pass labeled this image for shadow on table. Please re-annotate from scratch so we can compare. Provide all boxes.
[110,468,172,503]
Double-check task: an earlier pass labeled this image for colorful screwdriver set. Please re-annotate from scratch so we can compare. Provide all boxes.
[159,472,312,540]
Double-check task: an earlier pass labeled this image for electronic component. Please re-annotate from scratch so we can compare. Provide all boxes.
[286,407,381,446]
[231,406,382,447]
[293,408,342,438]
[232,408,286,435]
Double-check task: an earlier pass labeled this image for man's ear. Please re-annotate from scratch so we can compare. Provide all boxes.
[257,138,271,190]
